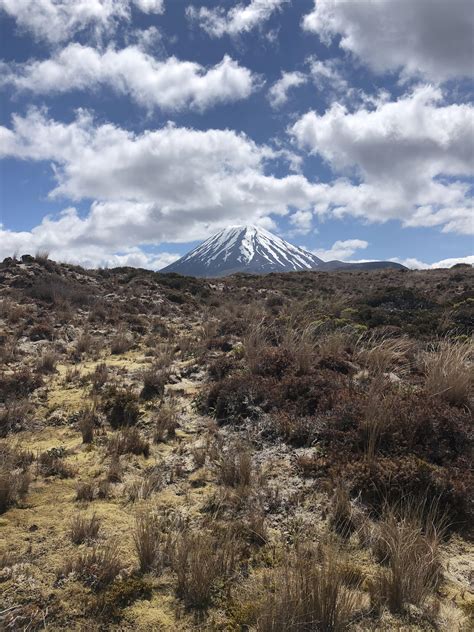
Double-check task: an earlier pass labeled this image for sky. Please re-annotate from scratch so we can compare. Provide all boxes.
[0,0,473,270]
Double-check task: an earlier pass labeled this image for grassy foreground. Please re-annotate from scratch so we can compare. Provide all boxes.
[0,255,473,630]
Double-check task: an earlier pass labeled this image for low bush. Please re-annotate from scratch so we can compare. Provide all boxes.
[91,577,152,619]
[91,363,108,391]
[344,455,472,528]
[0,367,43,402]
[0,398,32,437]
[111,332,133,355]
[102,388,140,428]
[0,445,31,513]
[39,447,74,478]
[140,366,167,401]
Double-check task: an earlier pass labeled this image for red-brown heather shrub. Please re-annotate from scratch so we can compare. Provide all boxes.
[0,367,43,401]
[102,388,141,429]
[343,456,472,528]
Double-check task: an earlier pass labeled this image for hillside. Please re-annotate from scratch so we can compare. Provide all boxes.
[0,254,473,631]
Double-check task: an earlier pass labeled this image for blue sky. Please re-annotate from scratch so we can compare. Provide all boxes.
[0,0,473,269]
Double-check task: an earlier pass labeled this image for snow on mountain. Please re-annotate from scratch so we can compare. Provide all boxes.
[161,225,324,277]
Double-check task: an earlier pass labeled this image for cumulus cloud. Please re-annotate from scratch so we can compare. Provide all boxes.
[1,45,256,112]
[308,57,348,94]
[313,239,369,261]
[0,218,179,270]
[302,0,474,82]
[268,71,307,108]
[392,255,474,270]
[0,0,164,45]
[186,0,287,38]
[1,104,471,268]
[0,109,323,264]
[291,85,474,235]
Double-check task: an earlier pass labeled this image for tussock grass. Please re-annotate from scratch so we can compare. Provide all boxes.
[173,529,238,609]
[255,542,361,631]
[217,443,252,489]
[369,501,445,613]
[424,339,473,407]
[356,334,414,375]
[69,513,101,544]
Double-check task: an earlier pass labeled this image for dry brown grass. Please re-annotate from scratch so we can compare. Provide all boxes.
[0,398,32,437]
[173,529,238,609]
[36,349,58,374]
[108,427,150,457]
[78,407,96,444]
[133,508,173,573]
[243,319,267,374]
[281,325,315,375]
[38,447,74,478]
[330,483,356,537]
[76,480,95,502]
[255,542,361,631]
[69,512,101,544]
[356,334,414,375]
[153,399,179,442]
[126,468,163,502]
[317,330,353,359]
[369,504,445,613]
[75,332,95,355]
[360,377,394,463]
[110,331,133,355]
[424,339,473,407]
[217,443,252,489]
[60,544,123,591]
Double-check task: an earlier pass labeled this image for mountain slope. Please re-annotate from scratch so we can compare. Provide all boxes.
[161,225,324,277]
[161,225,406,277]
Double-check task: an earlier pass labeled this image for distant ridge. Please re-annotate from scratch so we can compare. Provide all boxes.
[161,225,406,277]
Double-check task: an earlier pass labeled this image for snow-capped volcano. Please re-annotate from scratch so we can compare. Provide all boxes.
[161,225,324,277]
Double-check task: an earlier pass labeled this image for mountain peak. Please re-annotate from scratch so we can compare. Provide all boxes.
[161,225,323,277]
[161,225,406,278]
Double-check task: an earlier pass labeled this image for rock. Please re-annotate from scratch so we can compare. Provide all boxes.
[21,254,35,263]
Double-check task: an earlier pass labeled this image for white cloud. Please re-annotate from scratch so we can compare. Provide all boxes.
[313,239,368,261]
[0,0,164,45]
[1,105,471,269]
[2,45,255,112]
[291,85,474,235]
[0,109,324,264]
[268,71,307,108]
[302,0,474,82]
[308,57,348,94]
[186,0,287,38]
[392,255,474,270]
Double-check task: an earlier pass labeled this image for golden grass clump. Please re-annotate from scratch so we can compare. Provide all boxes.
[424,339,473,407]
